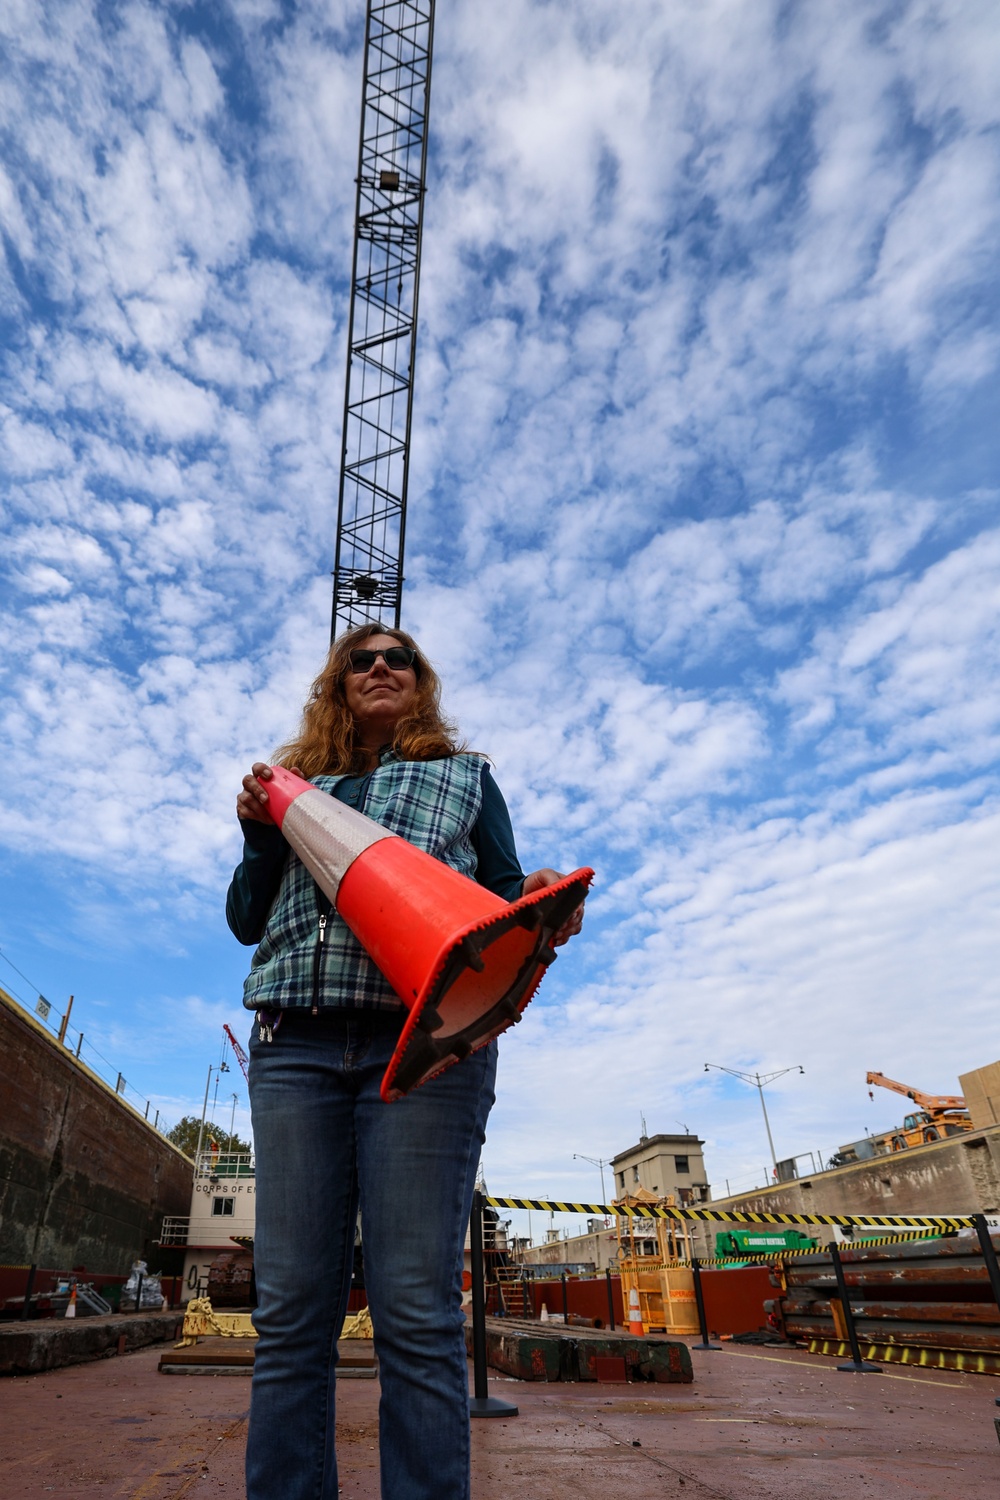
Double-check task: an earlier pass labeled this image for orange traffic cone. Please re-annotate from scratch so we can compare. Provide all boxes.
[627,1287,643,1336]
[261,766,593,1100]
[65,1284,77,1320]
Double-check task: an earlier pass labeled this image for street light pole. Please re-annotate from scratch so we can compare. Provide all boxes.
[704,1064,804,1176]
[573,1153,611,1204]
[194,1063,213,1173]
[755,1077,778,1172]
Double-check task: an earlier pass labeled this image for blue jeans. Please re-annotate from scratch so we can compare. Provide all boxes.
[246,1009,497,1500]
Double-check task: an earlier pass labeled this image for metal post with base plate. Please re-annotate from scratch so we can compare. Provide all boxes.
[469,1191,518,1418]
[830,1242,880,1373]
[690,1257,721,1350]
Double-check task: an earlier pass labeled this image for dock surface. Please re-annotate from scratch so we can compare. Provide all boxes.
[1,1338,998,1497]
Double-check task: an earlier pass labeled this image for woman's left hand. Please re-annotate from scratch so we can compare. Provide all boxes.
[521,868,586,947]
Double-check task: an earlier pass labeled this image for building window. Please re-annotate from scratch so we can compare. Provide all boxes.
[212,1197,235,1217]
[674,1156,689,1173]
[631,1166,639,1184]
[618,1172,625,1191]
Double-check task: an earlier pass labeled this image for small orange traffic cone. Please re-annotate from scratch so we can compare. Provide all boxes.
[65,1284,77,1320]
[627,1287,643,1336]
[260,766,593,1100]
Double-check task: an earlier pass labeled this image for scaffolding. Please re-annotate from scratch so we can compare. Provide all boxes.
[331,0,437,640]
[616,1192,701,1335]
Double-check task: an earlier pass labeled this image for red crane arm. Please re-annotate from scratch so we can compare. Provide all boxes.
[223,1023,250,1083]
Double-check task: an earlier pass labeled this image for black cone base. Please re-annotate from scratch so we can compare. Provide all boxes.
[382,868,592,1100]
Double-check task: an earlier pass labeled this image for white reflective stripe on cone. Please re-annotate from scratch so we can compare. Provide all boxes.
[282,788,396,905]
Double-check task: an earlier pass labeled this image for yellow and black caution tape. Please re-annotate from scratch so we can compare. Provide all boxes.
[664,1232,946,1268]
[617,1230,946,1270]
[485,1195,972,1232]
[707,1229,947,1262]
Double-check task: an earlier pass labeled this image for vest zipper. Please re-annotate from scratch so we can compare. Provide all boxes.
[312,903,333,1014]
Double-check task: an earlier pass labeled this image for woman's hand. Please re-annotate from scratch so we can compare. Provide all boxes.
[521,867,586,947]
[237,762,304,823]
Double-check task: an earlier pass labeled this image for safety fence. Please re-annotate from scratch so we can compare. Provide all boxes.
[472,1194,1000,1384]
[766,1233,1000,1376]
[484,1194,973,1232]
[645,1231,949,1267]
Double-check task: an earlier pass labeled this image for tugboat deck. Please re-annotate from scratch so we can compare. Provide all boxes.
[2,1336,998,1497]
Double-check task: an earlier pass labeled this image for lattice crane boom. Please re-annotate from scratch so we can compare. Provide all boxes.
[331,0,438,641]
[223,1023,250,1084]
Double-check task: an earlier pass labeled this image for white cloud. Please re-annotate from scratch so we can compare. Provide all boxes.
[0,0,998,1192]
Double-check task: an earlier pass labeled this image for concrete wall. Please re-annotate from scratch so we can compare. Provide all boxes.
[0,989,193,1274]
[707,1124,1000,1223]
[521,1227,621,1273]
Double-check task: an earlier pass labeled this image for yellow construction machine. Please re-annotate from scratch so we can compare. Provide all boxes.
[866,1071,973,1150]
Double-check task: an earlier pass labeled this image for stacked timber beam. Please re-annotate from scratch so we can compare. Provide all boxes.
[464,1315,693,1383]
[766,1231,1000,1374]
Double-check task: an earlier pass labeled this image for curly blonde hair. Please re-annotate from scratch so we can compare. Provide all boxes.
[275,623,464,777]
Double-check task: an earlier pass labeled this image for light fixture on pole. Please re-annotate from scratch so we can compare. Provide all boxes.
[573,1153,611,1205]
[704,1064,804,1175]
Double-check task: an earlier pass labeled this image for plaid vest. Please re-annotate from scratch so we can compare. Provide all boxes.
[241,752,483,1012]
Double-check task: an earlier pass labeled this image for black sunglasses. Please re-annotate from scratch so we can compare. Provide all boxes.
[347,645,417,674]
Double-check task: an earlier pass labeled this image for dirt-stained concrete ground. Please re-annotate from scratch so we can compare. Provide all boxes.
[1,1339,998,1498]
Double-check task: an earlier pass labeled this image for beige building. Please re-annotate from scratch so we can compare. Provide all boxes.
[960,1061,1000,1131]
[611,1132,711,1206]
[518,1131,715,1270]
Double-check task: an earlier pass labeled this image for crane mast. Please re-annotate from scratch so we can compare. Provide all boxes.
[223,1024,250,1084]
[331,0,438,641]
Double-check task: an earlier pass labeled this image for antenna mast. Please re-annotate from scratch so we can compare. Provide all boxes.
[331,0,438,641]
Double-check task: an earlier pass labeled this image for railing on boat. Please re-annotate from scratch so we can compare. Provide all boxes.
[193,1150,255,1180]
[158,1216,191,1246]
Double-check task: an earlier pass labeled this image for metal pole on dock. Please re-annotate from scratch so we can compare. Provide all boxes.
[23,1264,36,1320]
[469,1191,517,1419]
[58,995,74,1045]
[690,1258,721,1350]
[605,1267,616,1330]
[973,1216,1000,1310]
[830,1242,880,1373]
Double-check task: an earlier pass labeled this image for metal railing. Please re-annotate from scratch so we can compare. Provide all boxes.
[158,1217,191,1246]
[194,1150,255,1179]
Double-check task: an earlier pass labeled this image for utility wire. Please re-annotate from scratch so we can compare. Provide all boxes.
[0,943,50,998]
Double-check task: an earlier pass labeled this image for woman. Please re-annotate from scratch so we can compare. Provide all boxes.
[227,623,583,1500]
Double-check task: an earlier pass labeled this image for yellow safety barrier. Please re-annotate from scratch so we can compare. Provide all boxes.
[484,1195,972,1232]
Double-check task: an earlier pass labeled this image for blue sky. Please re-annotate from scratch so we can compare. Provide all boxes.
[1,0,998,1209]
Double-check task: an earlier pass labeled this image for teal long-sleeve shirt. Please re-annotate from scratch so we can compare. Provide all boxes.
[226,760,525,947]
